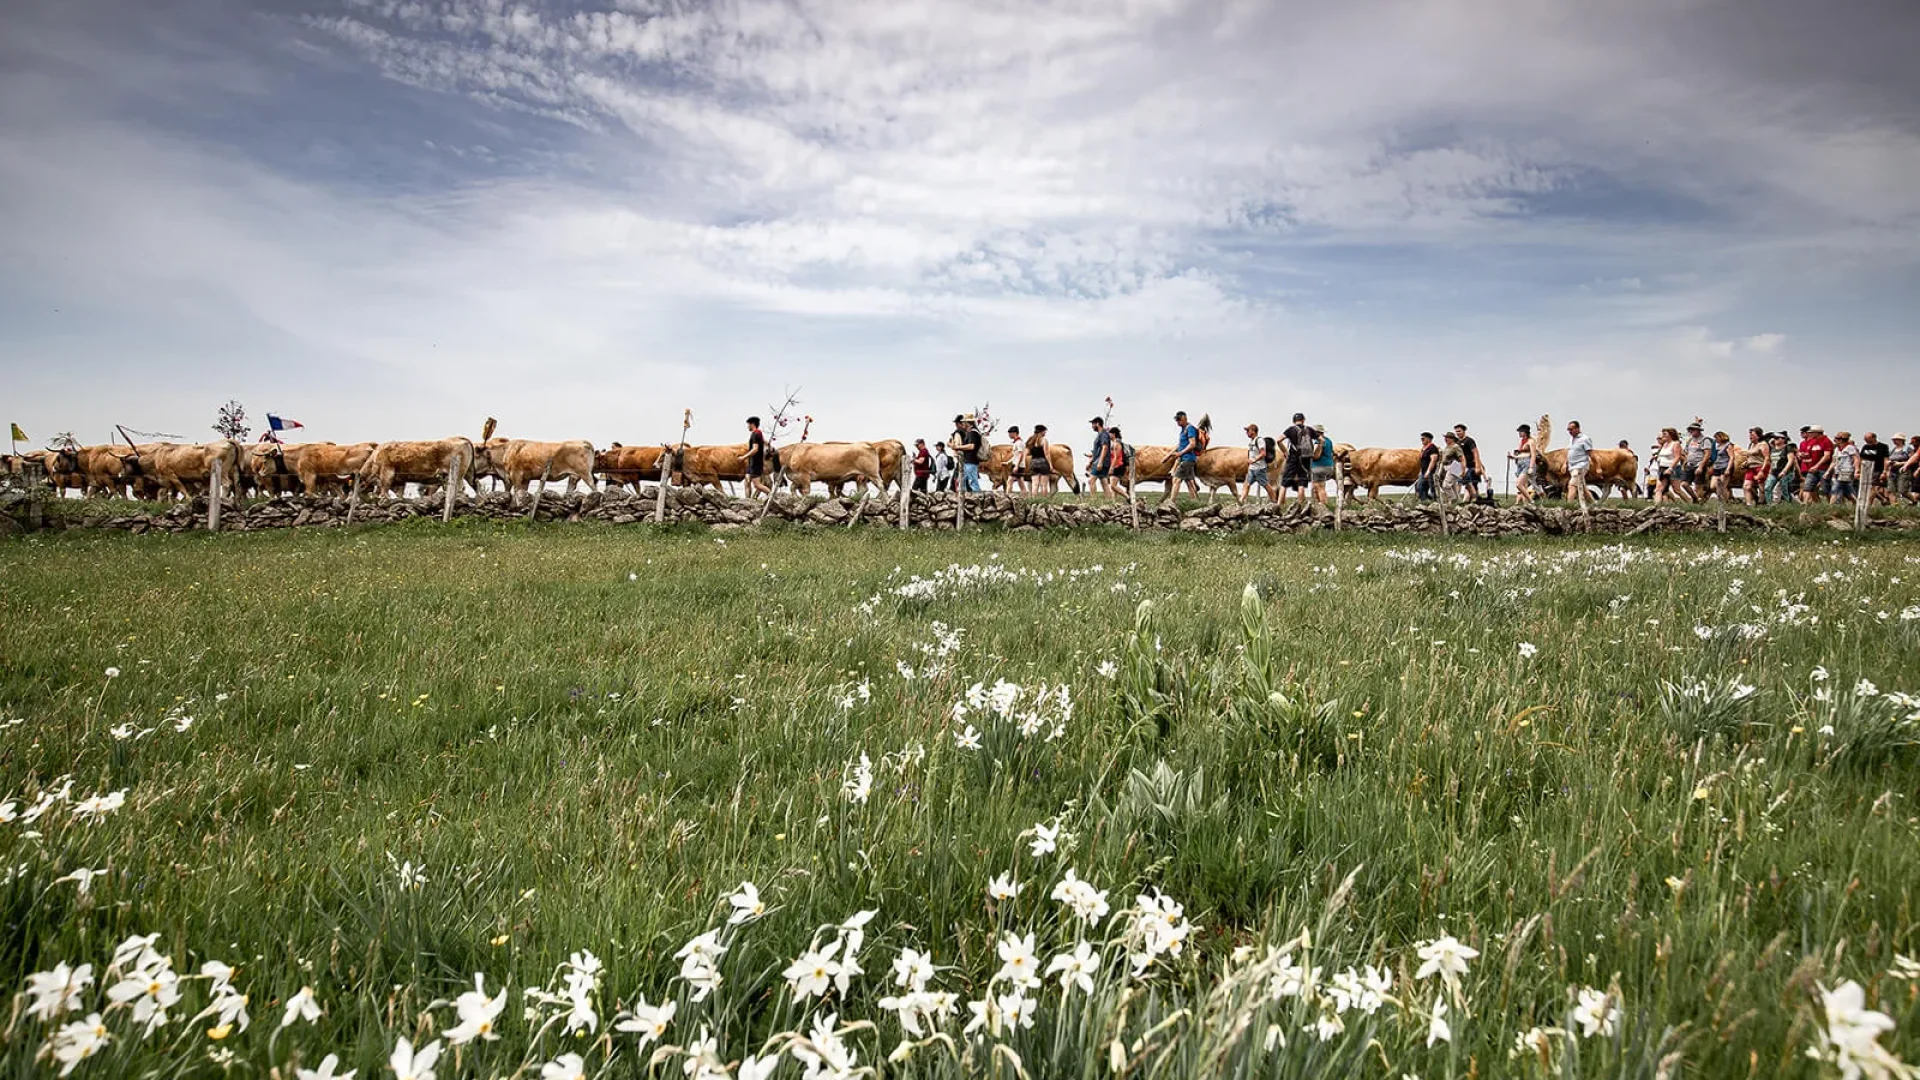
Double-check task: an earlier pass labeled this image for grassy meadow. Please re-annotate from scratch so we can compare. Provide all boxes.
[0,522,1917,1079]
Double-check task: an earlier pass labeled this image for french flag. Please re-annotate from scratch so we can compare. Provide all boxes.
[267,414,305,432]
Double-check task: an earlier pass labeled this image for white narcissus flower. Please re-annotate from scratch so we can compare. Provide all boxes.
[104,668,120,679]
[540,1053,587,1080]
[997,992,1037,1030]
[295,1052,356,1080]
[995,932,1040,990]
[842,753,873,805]
[25,963,94,1022]
[1821,980,1905,1080]
[613,997,675,1047]
[1426,1000,1451,1047]
[283,986,322,1028]
[953,725,982,750]
[892,947,935,992]
[1572,986,1618,1038]
[728,881,766,925]
[1046,942,1101,995]
[70,790,127,822]
[50,1012,110,1076]
[444,973,507,1044]
[1414,935,1480,986]
[738,1053,779,1080]
[1028,822,1059,858]
[988,874,1022,901]
[389,1036,441,1080]
[54,868,109,895]
[106,954,181,1035]
[782,940,844,1000]
[1517,642,1538,659]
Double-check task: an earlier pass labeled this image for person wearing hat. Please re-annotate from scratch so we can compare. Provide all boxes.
[1678,421,1712,501]
[1764,432,1796,505]
[1508,423,1537,504]
[1086,417,1112,497]
[1829,431,1860,504]
[1890,433,1913,504]
[950,413,984,493]
[1797,424,1833,504]
[1438,431,1469,502]
[1281,412,1315,507]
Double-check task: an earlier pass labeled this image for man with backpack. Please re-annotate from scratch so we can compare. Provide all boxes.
[1172,411,1202,498]
[1282,412,1316,508]
[1244,423,1279,503]
[1087,418,1112,498]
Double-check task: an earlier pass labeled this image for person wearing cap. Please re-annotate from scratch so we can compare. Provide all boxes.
[1797,424,1833,504]
[1415,432,1440,501]
[1764,432,1796,505]
[1171,411,1202,498]
[1890,433,1913,504]
[1741,427,1769,506]
[1678,421,1712,501]
[951,414,983,492]
[1281,412,1315,507]
[1439,431,1468,502]
[1086,418,1111,497]
[1829,431,1860,504]
[910,438,932,493]
[1509,423,1536,504]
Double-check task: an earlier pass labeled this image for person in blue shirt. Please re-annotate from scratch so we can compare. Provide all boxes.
[1172,411,1201,497]
[1309,426,1337,506]
[1086,417,1111,497]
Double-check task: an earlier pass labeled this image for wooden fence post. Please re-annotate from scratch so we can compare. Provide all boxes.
[207,459,223,533]
[1856,460,1875,534]
[442,456,458,523]
[1128,455,1140,531]
[346,474,361,527]
[654,455,670,523]
[529,459,553,519]
[956,462,966,530]
[1333,460,1345,532]
[898,455,911,529]
[1438,480,1450,537]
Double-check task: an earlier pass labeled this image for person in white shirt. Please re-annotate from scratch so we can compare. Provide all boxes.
[1565,419,1594,510]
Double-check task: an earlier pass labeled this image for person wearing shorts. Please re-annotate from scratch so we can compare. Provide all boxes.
[1309,427,1336,505]
[1741,427,1768,505]
[1281,412,1314,507]
[1890,434,1912,503]
[1087,418,1111,494]
[1798,424,1833,504]
[1026,425,1054,494]
[1172,412,1201,496]
[1828,432,1859,503]
[1243,423,1277,503]
[743,416,770,497]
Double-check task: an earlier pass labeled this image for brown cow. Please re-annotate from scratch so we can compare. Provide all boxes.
[38,447,86,496]
[594,443,669,492]
[821,440,906,493]
[670,443,750,490]
[1534,448,1640,501]
[1120,445,1246,502]
[244,443,302,497]
[982,443,1085,495]
[282,442,376,496]
[145,441,244,501]
[360,438,476,498]
[774,441,881,495]
[1335,445,1425,502]
[474,438,596,503]
[78,445,144,498]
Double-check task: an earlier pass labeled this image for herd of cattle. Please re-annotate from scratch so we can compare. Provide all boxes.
[1,433,1644,504]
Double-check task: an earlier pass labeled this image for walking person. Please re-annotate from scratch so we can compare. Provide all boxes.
[1414,432,1440,502]
[1026,425,1055,495]
[1859,432,1891,505]
[1172,411,1202,499]
[1452,424,1484,501]
[1086,418,1111,499]
[1741,427,1769,505]
[1829,432,1860,504]
[1707,430,1734,504]
[1509,423,1536,503]
[951,414,984,493]
[1004,426,1028,494]
[1309,426,1336,506]
[1439,432,1468,503]
[1890,434,1913,505]
[742,416,771,498]
[1797,425,1833,504]
[1678,422,1712,501]
[931,441,953,491]
[1243,423,1278,503]
[1281,412,1315,508]
[1564,419,1594,511]
[1104,426,1130,497]
[911,438,932,493]
[1763,433,1795,506]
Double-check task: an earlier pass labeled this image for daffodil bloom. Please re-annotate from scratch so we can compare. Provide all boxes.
[444,973,507,1044]
[727,882,766,925]
[1028,822,1059,858]
[988,874,1022,900]
[783,939,844,1000]
[1572,986,1618,1038]
[1414,935,1479,986]
[994,932,1040,989]
[294,1052,356,1080]
[283,986,322,1028]
[1426,1000,1451,1046]
[953,724,982,750]
[613,997,675,1047]
[389,1036,441,1080]
[1046,942,1101,995]
[539,1052,587,1080]
[892,947,935,992]
[738,1053,779,1080]
[25,963,93,1022]
[54,868,109,895]
[50,1012,110,1076]
[790,1011,858,1077]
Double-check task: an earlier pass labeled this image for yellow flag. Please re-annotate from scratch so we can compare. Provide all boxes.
[8,423,25,443]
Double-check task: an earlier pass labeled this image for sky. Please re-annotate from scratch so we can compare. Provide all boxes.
[3,0,1918,460]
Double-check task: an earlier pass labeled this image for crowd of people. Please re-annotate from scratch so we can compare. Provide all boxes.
[1614,422,1916,507]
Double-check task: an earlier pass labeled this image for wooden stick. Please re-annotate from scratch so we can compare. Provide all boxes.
[346,474,360,527]
[1128,454,1140,531]
[956,460,966,530]
[1856,459,1874,534]
[442,455,458,523]
[530,458,553,519]
[898,454,911,529]
[654,454,670,523]
[1333,459,1345,531]
[207,458,223,532]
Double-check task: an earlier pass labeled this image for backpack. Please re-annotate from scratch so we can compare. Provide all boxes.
[1290,426,1317,461]
[1262,437,1277,465]
[1195,427,1211,452]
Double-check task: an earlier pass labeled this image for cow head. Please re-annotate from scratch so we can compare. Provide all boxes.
[48,447,81,475]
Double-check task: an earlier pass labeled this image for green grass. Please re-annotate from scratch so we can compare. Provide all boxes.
[1,523,1917,1079]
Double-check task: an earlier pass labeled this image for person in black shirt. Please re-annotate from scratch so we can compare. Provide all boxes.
[1453,424,1483,498]
[743,416,770,497]
[950,415,983,492]
[1859,432,1891,504]
[1415,432,1440,501]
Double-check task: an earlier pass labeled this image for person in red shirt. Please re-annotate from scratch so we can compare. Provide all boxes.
[1797,425,1834,504]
